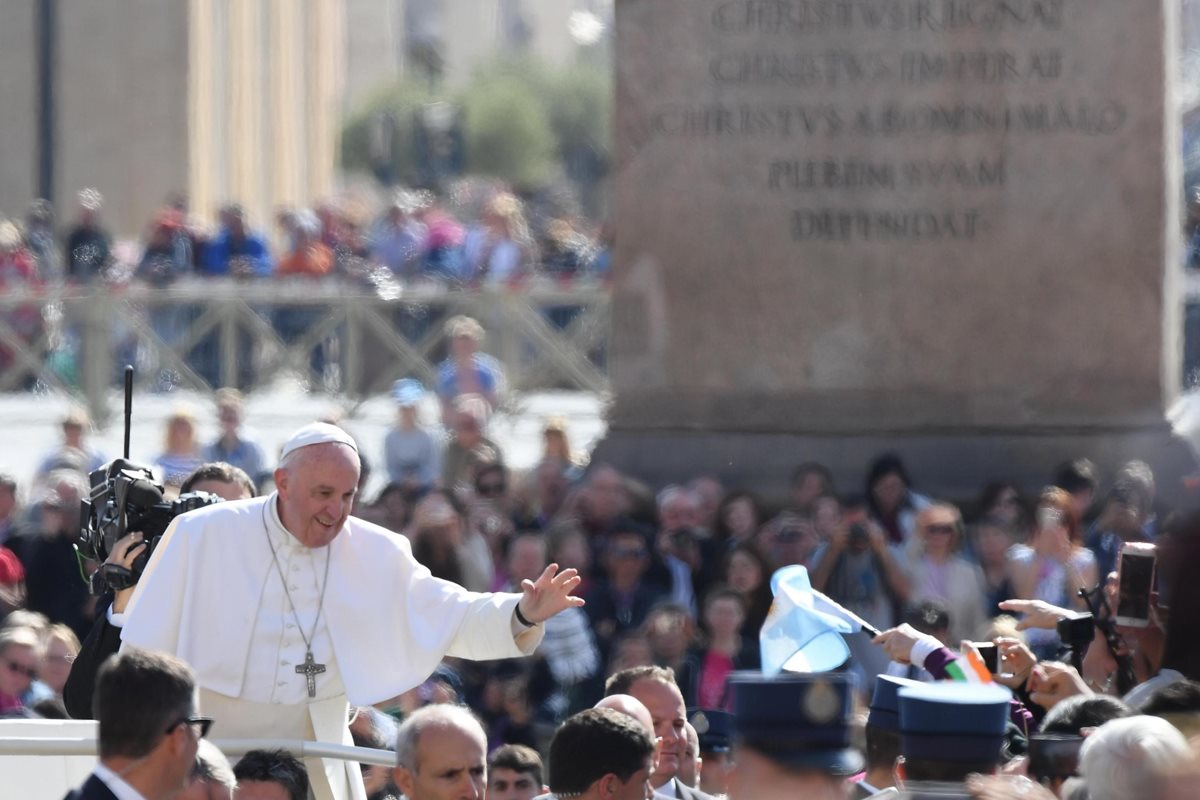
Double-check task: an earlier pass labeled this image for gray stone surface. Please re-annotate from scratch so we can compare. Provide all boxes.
[602,0,1192,497]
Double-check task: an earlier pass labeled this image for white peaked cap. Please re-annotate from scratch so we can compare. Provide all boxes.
[280,422,359,461]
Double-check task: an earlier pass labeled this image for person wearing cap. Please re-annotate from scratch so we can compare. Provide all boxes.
[383,378,441,492]
[121,422,583,800]
[728,673,863,800]
[688,709,734,798]
[853,675,919,799]
[894,682,1012,798]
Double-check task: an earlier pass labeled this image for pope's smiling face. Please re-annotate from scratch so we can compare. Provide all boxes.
[275,443,360,548]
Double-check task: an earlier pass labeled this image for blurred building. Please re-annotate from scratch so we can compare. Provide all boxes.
[0,0,343,237]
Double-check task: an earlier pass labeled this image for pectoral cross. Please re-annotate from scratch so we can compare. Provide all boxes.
[296,650,326,698]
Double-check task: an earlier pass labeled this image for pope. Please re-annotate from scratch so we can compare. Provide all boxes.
[121,422,584,800]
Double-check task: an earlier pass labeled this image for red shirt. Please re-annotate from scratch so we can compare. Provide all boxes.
[698,649,735,709]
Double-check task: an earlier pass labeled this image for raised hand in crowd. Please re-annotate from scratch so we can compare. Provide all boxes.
[997,598,1072,631]
[993,637,1037,689]
[1027,661,1091,710]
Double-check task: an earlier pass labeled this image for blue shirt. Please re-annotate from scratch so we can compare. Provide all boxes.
[204,435,269,484]
[201,228,273,276]
[436,354,505,403]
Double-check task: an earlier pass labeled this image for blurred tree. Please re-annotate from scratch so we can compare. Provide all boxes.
[341,57,613,203]
[341,79,434,186]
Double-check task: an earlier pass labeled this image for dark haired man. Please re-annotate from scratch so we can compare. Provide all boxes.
[234,749,309,800]
[606,666,717,800]
[487,744,544,800]
[548,708,655,800]
[64,648,208,800]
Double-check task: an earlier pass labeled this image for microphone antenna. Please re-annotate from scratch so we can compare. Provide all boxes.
[123,365,133,459]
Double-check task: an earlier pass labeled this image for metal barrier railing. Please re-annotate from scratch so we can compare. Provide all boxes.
[0,735,396,766]
[0,278,611,422]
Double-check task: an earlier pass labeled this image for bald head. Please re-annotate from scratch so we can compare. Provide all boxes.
[595,694,655,738]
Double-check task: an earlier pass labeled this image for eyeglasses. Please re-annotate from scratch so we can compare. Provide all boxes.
[476,482,506,497]
[924,524,956,536]
[5,660,37,680]
[167,715,214,738]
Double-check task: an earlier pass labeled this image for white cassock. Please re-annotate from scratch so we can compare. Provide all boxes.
[121,493,542,800]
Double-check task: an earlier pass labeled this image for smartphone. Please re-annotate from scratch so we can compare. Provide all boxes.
[973,642,999,674]
[1116,543,1156,627]
[1028,734,1084,782]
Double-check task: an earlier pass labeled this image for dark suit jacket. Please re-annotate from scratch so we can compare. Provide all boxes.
[63,597,122,720]
[675,781,719,800]
[63,773,119,800]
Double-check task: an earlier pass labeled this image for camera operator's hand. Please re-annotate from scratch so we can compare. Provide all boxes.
[994,637,1036,688]
[998,598,1071,631]
[1028,661,1091,710]
[105,531,147,614]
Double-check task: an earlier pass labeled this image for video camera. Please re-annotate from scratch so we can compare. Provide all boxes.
[78,458,220,593]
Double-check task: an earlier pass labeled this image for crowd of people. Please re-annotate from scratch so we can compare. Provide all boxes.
[0,333,1199,796]
[0,183,610,289]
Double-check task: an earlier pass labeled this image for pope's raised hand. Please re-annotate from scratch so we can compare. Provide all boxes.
[518,564,585,624]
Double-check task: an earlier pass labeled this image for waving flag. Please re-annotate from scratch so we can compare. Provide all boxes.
[760,565,867,675]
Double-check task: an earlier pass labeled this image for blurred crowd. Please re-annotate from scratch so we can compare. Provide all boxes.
[3,340,1200,798]
[0,182,611,290]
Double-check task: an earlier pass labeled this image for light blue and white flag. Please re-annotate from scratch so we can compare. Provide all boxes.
[759,565,870,675]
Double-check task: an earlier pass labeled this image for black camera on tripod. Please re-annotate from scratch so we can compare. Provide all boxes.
[78,458,220,593]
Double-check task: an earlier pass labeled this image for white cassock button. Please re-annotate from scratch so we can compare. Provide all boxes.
[289,584,298,591]
[281,660,290,666]
[286,623,295,629]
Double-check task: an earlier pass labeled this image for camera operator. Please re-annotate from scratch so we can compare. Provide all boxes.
[63,462,254,719]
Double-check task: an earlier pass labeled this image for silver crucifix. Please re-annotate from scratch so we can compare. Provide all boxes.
[295,650,326,698]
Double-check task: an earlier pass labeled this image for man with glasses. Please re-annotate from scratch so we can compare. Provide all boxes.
[64,648,210,800]
[586,527,667,652]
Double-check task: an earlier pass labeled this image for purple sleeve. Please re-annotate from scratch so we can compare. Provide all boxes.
[920,647,1035,735]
